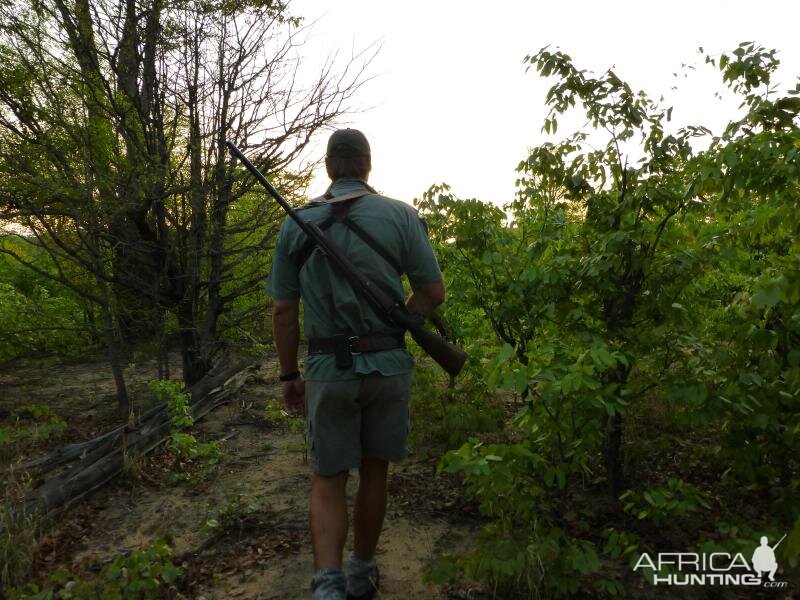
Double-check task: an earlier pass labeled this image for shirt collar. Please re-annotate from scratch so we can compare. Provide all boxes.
[327,178,373,197]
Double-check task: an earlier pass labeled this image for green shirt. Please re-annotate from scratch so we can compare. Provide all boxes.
[267,178,442,381]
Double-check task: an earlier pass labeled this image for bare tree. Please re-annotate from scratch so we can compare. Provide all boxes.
[0,0,374,409]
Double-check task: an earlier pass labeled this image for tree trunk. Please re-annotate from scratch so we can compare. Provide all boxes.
[99,294,129,416]
[604,411,624,497]
[599,229,641,498]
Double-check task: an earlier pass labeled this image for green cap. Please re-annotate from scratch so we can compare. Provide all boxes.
[326,128,371,158]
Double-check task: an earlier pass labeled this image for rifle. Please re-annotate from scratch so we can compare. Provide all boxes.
[772,533,787,551]
[227,141,468,377]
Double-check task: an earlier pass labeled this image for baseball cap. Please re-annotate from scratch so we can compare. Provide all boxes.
[326,128,371,158]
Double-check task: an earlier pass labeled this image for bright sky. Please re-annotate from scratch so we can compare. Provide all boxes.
[291,0,800,206]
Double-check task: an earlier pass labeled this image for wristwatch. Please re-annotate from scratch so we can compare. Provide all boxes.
[279,370,300,382]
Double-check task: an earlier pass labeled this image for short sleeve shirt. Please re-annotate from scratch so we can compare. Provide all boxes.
[267,178,442,381]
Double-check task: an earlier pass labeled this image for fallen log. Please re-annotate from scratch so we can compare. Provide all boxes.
[19,359,256,517]
[20,398,169,474]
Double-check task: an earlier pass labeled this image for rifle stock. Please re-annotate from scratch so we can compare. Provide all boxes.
[408,324,467,377]
[226,141,467,377]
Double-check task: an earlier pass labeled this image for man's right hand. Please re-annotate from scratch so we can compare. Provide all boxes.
[282,376,305,415]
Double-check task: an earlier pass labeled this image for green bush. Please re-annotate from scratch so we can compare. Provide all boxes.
[419,42,800,597]
[149,380,221,480]
[8,541,180,599]
[0,245,91,364]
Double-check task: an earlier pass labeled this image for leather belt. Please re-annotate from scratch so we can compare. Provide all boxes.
[308,333,406,355]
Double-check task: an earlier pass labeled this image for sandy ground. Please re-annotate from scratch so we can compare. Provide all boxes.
[1,353,481,599]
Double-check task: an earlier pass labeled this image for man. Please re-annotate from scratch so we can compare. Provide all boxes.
[752,536,779,582]
[267,128,445,600]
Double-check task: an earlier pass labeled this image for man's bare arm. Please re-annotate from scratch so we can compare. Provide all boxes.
[272,298,301,373]
[272,298,305,414]
[406,280,445,317]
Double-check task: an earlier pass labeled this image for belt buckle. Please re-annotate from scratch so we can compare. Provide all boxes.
[348,336,362,355]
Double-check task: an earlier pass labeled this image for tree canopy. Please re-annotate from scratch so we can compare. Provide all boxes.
[0,0,373,408]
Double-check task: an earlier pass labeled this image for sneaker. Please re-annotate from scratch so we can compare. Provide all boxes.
[345,553,379,600]
[311,568,347,600]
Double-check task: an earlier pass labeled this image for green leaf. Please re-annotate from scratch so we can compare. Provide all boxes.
[497,344,515,362]
[752,278,786,309]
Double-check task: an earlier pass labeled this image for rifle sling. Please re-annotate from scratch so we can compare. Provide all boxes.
[292,199,404,276]
[340,216,404,275]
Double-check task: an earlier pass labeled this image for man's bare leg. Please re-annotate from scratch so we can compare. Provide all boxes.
[353,457,389,560]
[310,471,349,569]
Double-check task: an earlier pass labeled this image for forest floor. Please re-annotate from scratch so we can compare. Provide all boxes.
[3,354,796,600]
[0,351,484,599]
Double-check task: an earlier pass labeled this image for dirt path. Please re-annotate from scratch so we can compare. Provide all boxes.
[3,354,480,599]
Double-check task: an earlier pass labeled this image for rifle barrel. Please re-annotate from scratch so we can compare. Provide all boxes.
[225,141,314,239]
[772,533,787,550]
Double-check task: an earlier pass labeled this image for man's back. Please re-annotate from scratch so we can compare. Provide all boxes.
[268,177,441,381]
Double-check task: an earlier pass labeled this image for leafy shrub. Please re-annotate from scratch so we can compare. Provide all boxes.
[409,344,502,451]
[1,404,68,448]
[620,478,711,525]
[0,245,90,364]
[149,380,221,480]
[203,482,268,535]
[420,41,800,597]
[8,541,180,599]
[264,398,307,455]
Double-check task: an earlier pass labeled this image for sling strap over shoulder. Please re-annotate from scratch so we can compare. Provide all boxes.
[292,215,337,270]
[338,216,403,275]
[292,194,403,275]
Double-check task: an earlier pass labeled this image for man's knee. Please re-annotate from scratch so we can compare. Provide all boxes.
[312,470,349,490]
[359,456,388,481]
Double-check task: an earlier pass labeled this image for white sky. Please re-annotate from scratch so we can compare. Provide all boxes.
[290,0,800,205]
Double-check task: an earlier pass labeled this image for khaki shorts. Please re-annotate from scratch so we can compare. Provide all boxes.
[305,372,412,476]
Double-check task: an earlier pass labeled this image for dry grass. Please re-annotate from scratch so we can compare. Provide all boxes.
[0,464,41,590]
